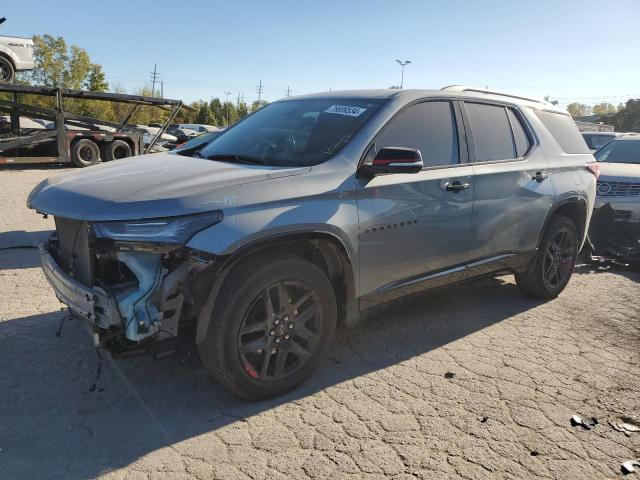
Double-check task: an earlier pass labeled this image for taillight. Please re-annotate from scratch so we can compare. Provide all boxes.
[586,163,600,179]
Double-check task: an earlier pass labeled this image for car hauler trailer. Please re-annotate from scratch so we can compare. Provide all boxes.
[0,83,188,167]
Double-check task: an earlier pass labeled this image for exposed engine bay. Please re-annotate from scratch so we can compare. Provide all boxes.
[43,217,218,353]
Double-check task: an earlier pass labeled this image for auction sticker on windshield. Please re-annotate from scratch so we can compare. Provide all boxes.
[324,105,367,117]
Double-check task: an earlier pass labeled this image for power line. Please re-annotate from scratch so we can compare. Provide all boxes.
[256,80,264,103]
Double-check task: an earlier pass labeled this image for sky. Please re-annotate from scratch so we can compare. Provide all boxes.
[4,0,640,108]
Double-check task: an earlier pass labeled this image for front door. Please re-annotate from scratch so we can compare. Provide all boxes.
[356,100,475,308]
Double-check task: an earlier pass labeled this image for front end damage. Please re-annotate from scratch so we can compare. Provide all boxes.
[588,202,640,265]
[40,216,220,353]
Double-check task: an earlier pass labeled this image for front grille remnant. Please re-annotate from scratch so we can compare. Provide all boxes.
[54,217,93,287]
[597,181,640,197]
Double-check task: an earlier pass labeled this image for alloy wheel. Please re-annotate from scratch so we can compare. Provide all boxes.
[542,228,576,289]
[237,279,323,381]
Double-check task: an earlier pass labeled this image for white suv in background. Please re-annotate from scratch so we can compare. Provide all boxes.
[0,18,35,83]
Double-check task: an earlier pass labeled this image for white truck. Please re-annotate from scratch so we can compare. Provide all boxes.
[0,18,35,83]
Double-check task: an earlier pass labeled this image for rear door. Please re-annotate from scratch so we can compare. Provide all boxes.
[356,100,475,306]
[461,101,554,271]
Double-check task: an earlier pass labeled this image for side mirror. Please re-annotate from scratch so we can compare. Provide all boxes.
[360,147,423,175]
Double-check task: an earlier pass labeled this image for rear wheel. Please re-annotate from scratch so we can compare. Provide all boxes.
[0,56,15,83]
[71,139,100,167]
[101,140,132,161]
[198,256,337,399]
[516,215,578,299]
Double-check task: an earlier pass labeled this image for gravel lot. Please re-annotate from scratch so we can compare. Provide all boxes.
[0,166,638,480]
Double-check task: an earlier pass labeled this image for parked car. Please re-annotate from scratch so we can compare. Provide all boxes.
[582,131,623,152]
[28,87,596,399]
[168,129,224,151]
[166,126,199,142]
[176,123,221,134]
[0,18,35,83]
[588,135,640,261]
[135,125,177,145]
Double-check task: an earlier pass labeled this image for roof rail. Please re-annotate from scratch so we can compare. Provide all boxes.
[440,85,548,105]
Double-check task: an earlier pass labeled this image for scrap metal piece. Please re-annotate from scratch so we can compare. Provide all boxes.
[621,458,640,474]
[570,415,598,430]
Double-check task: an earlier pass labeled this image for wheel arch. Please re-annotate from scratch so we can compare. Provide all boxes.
[194,231,358,344]
[539,196,589,250]
[0,49,17,69]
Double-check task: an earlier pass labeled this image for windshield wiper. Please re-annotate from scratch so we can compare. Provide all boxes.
[206,153,266,165]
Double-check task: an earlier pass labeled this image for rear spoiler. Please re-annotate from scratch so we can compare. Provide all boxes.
[0,18,6,27]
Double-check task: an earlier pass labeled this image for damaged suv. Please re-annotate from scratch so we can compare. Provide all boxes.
[29,87,597,399]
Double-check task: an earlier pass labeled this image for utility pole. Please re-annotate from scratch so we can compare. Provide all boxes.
[256,80,264,103]
[395,59,411,89]
[236,92,241,108]
[160,81,163,98]
[286,86,292,97]
[150,64,159,97]
[224,91,232,126]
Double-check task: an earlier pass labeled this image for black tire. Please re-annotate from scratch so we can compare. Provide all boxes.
[198,255,337,400]
[101,140,132,161]
[71,139,100,167]
[516,215,578,299]
[0,56,15,83]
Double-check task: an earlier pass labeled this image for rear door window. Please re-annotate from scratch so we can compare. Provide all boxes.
[534,110,590,154]
[375,101,460,168]
[465,103,514,161]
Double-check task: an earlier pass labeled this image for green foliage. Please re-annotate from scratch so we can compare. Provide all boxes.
[85,64,108,92]
[250,100,269,113]
[544,95,559,106]
[602,99,640,132]
[12,33,256,129]
[196,103,214,125]
[566,103,592,117]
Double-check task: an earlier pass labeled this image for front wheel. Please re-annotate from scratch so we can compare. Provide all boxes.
[198,256,337,399]
[0,56,15,83]
[516,215,578,299]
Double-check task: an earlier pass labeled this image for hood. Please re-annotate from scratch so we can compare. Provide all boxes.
[598,162,640,181]
[28,153,310,221]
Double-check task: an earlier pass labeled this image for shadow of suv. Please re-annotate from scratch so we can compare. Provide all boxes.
[28,86,597,399]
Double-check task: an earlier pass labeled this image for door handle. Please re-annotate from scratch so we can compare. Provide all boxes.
[532,171,549,182]
[443,180,470,192]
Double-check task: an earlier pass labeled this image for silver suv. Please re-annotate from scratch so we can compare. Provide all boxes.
[28,86,597,399]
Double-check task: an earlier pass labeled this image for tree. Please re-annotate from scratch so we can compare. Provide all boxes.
[196,103,214,125]
[250,100,268,113]
[566,103,592,118]
[604,99,640,132]
[592,102,616,116]
[85,64,108,92]
[544,95,559,106]
[209,98,223,125]
[237,101,249,119]
[29,34,68,87]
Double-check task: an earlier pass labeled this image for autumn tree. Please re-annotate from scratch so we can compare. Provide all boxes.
[592,102,617,116]
[566,103,592,118]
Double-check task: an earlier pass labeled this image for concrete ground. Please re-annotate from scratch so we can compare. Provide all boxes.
[0,165,638,480]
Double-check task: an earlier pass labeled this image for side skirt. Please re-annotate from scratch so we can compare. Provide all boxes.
[358,251,534,312]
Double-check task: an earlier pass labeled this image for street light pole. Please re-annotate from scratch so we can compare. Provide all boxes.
[395,59,411,88]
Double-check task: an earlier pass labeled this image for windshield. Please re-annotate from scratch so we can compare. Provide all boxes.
[583,133,615,150]
[595,139,640,164]
[198,99,385,167]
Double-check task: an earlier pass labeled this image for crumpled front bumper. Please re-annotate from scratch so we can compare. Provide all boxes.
[39,243,116,329]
